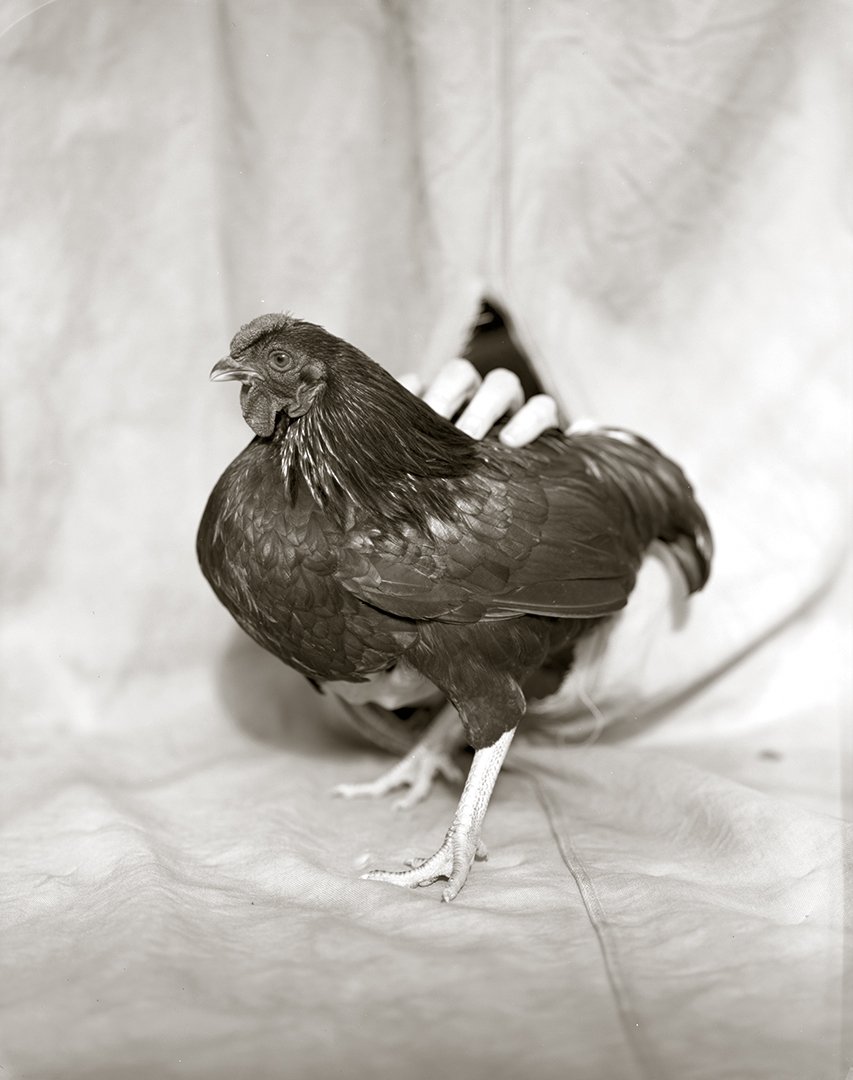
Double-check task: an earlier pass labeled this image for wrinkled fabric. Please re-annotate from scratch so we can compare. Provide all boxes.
[0,2,850,1078]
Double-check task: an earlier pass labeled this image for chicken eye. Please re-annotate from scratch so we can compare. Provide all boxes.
[268,352,290,371]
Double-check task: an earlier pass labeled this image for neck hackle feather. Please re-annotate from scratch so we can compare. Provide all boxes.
[278,340,482,533]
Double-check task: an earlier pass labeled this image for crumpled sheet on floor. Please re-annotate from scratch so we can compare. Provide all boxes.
[0,2,850,1078]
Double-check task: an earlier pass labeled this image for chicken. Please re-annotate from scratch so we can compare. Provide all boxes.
[197,313,713,900]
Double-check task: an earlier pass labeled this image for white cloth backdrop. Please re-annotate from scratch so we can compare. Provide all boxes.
[1,2,850,1078]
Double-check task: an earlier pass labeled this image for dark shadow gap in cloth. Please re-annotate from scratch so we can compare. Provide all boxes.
[463,298,546,400]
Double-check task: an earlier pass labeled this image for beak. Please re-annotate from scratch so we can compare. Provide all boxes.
[209,356,255,382]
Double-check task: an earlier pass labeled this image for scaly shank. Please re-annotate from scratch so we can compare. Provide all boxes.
[363,726,517,901]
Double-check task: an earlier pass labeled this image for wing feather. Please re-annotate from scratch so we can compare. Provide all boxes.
[336,438,641,623]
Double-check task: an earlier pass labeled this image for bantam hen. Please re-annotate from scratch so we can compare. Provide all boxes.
[197,313,712,900]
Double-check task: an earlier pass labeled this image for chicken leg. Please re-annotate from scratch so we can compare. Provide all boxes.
[362,726,517,901]
[333,703,466,810]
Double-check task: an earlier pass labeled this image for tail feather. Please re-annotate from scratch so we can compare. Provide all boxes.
[567,427,713,594]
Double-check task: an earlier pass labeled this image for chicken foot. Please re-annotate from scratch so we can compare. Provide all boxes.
[362,726,517,901]
[333,703,465,810]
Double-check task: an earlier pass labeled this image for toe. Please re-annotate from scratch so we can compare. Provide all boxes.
[441,848,478,901]
[361,869,416,889]
[362,845,452,890]
[441,871,469,903]
[362,866,443,889]
[435,756,465,784]
[332,782,377,800]
[393,774,433,811]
